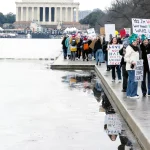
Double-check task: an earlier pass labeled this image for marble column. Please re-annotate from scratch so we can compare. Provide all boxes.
[16,7,18,21]
[60,7,62,22]
[71,7,73,22]
[37,7,40,22]
[49,7,51,22]
[26,7,28,21]
[65,7,68,22]
[55,7,57,23]
[32,7,34,21]
[76,7,79,22]
[43,7,45,22]
[21,7,23,21]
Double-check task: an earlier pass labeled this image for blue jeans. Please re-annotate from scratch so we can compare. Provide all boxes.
[127,70,138,97]
[141,70,150,95]
[111,65,121,80]
[96,49,104,63]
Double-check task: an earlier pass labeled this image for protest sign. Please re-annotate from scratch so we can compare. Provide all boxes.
[147,54,150,70]
[105,24,115,41]
[100,27,105,35]
[105,114,122,135]
[108,44,123,65]
[87,28,96,38]
[135,60,143,81]
[124,28,131,35]
[132,18,150,39]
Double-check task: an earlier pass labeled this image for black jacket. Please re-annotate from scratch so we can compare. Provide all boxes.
[140,43,150,71]
[94,39,102,52]
[61,37,67,49]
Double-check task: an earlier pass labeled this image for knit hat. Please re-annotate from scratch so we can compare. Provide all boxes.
[84,36,88,41]
[129,37,137,44]
[131,33,138,39]
[72,34,76,38]
[141,34,148,41]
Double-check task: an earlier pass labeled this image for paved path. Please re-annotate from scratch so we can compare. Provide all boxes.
[52,55,150,150]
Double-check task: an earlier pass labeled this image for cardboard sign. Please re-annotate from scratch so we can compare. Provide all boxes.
[135,60,143,81]
[87,28,96,38]
[105,24,115,41]
[100,27,105,35]
[108,44,123,65]
[105,114,122,135]
[132,18,150,39]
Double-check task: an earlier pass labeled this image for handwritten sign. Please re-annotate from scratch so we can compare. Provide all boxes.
[132,18,150,39]
[105,114,122,135]
[87,28,96,38]
[105,24,115,41]
[147,54,150,70]
[108,44,123,65]
[135,60,143,81]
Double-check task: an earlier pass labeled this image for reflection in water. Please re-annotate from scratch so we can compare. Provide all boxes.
[62,71,140,150]
[102,93,133,150]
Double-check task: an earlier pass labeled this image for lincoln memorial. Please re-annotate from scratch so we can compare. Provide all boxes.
[15,0,80,26]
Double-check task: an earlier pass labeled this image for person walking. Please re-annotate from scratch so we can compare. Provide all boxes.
[108,37,122,82]
[70,34,77,61]
[94,36,103,66]
[124,35,140,99]
[140,34,150,97]
[61,35,67,59]
[82,36,89,61]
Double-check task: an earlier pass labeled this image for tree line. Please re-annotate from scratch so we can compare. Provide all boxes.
[80,0,150,32]
[0,12,16,27]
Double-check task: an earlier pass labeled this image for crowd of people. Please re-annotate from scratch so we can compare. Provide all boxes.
[61,33,150,99]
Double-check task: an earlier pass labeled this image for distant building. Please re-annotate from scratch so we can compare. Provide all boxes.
[79,10,92,20]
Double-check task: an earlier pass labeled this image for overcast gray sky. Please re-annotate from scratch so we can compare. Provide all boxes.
[0,0,112,14]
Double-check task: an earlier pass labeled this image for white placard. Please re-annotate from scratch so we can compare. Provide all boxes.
[108,44,123,65]
[105,114,122,135]
[147,54,150,70]
[87,28,96,38]
[135,60,143,81]
[105,24,115,41]
[124,28,131,35]
[132,18,150,39]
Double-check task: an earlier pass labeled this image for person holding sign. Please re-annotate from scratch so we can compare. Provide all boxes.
[124,35,140,99]
[140,34,150,97]
[108,37,122,82]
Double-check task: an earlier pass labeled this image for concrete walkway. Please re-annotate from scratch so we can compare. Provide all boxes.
[52,55,150,150]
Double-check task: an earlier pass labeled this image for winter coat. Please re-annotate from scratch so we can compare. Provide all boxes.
[65,37,71,55]
[124,45,139,70]
[94,39,102,52]
[61,37,67,49]
[140,43,150,71]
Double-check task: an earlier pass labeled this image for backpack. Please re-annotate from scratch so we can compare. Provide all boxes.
[71,39,77,46]
[83,43,89,50]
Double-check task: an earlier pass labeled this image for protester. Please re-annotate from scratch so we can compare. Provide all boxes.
[108,37,122,82]
[124,35,140,99]
[94,36,103,66]
[119,37,129,92]
[76,36,83,60]
[140,34,150,97]
[88,38,93,61]
[89,37,97,59]
[61,35,67,59]
[82,36,89,61]
[70,34,77,61]
[65,35,71,59]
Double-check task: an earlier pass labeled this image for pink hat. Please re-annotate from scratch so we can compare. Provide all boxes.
[72,34,76,38]
[84,37,88,41]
